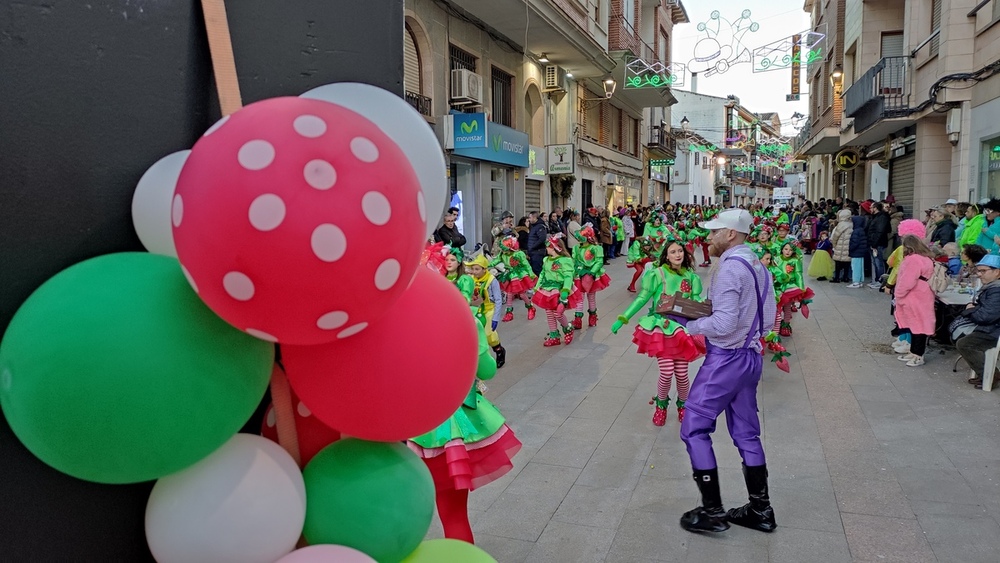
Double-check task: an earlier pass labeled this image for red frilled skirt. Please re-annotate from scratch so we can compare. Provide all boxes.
[499,275,535,295]
[632,326,706,362]
[531,287,583,310]
[777,287,815,309]
[574,273,611,293]
[408,425,522,491]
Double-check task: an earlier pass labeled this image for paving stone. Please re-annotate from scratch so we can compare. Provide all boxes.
[918,513,1000,563]
[570,386,633,421]
[503,461,580,499]
[576,452,648,490]
[831,476,915,518]
[524,521,617,563]
[532,435,601,469]
[840,513,937,563]
[606,510,689,562]
[552,485,633,529]
[894,467,981,506]
[473,532,535,562]
[475,491,564,542]
[767,527,853,563]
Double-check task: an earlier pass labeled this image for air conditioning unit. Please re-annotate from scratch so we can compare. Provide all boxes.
[450,69,483,104]
[543,65,567,92]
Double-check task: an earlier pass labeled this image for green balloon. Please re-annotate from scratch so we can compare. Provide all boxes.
[402,539,498,562]
[0,253,273,483]
[303,439,434,562]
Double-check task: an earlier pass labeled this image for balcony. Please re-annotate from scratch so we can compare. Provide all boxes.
[609,13,654,60]
[405,91,432,117]
[646,124,677,158]
[843,57,911,135]
[604,12,677,108]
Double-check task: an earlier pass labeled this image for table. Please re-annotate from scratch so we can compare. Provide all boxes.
[936,289,973,307]
[934,290,973,344]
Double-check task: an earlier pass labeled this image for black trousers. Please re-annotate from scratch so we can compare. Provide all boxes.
[956,331,999,376]
[910,333,928,357]
[834,260,851,282]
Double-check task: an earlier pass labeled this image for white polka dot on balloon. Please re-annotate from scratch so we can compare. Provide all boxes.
[311,224,347,262]
[203,115,230,136]
[338,322,368,338]
[417,191,426,222]
[362,192,391,225]
[317,310,349,330]
[304,160,337,190]
[297,402,312,417]
[374,259,400,291]
[350,137,379,163]
[246,328,278,342]
[238,140,276,171]
[266,408,276,428]
[181,265,199,294]
[171,194,183,227]
[248,194,286,231]
[223,271,255,301]
[293,115,327,138]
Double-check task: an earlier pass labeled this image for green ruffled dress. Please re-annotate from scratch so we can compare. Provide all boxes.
[617,266,705,361]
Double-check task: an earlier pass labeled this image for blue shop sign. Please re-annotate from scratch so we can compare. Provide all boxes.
[451,112,529,167]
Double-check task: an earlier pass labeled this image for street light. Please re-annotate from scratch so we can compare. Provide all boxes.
[830,64,843,85]
[717,157,727,165]
[603,76,617,99]
[680,116,690,132]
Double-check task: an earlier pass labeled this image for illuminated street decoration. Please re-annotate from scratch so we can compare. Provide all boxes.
[624,58,683,89]
[688,143,719,152]
[758,142,793,156]
[752,29,826,73]
[687,10,760,77]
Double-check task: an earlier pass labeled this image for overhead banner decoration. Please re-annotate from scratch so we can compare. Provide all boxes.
[752,27,826,73]
[687,9,760,77]
[624,58,681,89]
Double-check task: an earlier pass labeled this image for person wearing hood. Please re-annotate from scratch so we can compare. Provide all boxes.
[847,211,869,288]
[830,209,854,283]
[888,204,905,248]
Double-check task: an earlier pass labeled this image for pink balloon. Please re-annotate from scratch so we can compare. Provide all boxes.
[283,268,478,442]
[173,97,424,345]
[276,544,376,563]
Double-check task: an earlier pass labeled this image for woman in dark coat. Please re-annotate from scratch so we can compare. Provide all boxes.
[929,208,957,246]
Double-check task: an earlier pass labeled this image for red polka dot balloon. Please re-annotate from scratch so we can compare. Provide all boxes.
[172,97,426,345]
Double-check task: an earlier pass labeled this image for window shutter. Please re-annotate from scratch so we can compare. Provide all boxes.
[403,26,421,94]
[930,0,941,56]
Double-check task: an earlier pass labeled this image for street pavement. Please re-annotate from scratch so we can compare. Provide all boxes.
[427,254,1000,562]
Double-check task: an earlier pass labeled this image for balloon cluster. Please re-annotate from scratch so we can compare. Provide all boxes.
[0,84,496,562]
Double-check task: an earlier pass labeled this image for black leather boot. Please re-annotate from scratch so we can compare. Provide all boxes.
[726,464,776,533]
[492,345,506,368]
[680,468,730,533]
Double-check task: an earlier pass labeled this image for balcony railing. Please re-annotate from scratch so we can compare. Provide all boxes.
[609,13,655,61]
[793,120,811,152]
[843,56,909,134]
[647,125,677,154]
[404,90,433,117]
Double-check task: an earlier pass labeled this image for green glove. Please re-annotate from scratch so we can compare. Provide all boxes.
[559,290,569,304]
[611,320,624,334]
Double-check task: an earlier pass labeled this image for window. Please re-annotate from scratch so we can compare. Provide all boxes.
[404,25,421,95]
[930,0,941,57]
[449,44,476,72]
[610,106,621,150]
[623,0,635,28]
[490,66,513,127]
[694,152,700,165]
[658,30,668,63]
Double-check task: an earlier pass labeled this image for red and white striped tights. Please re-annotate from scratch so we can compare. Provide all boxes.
[655,358,690,401]
[545,308,568,332]
[575,291,598,314]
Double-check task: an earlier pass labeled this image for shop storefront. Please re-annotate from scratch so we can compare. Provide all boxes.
[525,145,547,215]
[971,96,1000,202]
[649,163,670,206]
[444,112,529,246]
[605,173,642,210]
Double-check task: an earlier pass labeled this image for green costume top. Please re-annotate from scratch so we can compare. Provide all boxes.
[959,214,985,250]
[611,216,626,241]
[628,238,656,263]
[447,272,475,305]
[410,314,504,449]
[536,256,576,294]
[489,250,534,282]
[572,243,606,278]
[766,262,788,299]
[773,253,804,292]
[645,223,669,240]
[690,225,710,243]
[746,240,773,258]
[618,265,702,335]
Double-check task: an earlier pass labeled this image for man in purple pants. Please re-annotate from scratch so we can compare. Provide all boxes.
[679,209,778,534]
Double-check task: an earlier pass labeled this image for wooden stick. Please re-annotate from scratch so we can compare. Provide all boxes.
[200,0,243,116]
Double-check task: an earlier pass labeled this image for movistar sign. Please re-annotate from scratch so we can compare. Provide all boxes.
[450,112,529,167]
[452,113,487,149]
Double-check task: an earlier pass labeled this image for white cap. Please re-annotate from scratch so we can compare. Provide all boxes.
[980,197,991,205]
[945,198,958,205]
[701,209,754,234]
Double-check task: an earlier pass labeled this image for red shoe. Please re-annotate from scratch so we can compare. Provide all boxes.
[650,397,668,426]
[543,332,561,347]
[563,326,574,345]
[526,307,536,320]
[699,262,711,268]
[627,286,637,293]
[588,310,598,327]
[676,399,686,422]
[572,315,583,330]
[502,309,514,323]
[779,322,792,337]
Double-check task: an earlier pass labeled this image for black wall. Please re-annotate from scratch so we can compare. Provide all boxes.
[0,1,403,558]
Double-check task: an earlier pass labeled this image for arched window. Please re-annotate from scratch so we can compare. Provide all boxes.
[404,23,431,115]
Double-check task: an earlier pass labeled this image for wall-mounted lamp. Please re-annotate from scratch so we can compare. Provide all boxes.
[538,53,549,63]
[566,72,574,78]
[680,116,690,132]
[603,76,617,99]
[830,64,843,85]
[717,157,727,165]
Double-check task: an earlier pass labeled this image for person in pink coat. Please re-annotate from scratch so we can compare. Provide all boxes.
[894,234,937,367]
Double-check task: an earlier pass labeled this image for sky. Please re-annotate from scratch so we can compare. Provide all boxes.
[672,0,812,136]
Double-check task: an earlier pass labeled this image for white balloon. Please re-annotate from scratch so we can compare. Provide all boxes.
[145,434,306,563]
[301,83,447,240]
[132,151,190,257]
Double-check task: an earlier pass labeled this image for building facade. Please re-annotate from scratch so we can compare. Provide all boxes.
[404,0,687,246]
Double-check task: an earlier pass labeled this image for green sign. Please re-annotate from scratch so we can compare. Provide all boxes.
[650,159,674,167]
